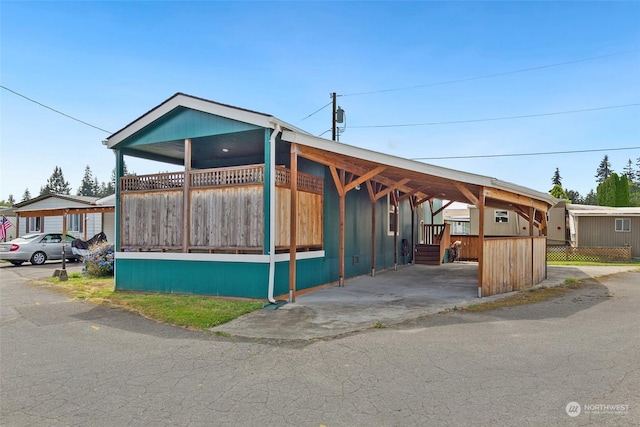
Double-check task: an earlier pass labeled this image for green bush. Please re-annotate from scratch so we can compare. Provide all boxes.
[82,241,114,277]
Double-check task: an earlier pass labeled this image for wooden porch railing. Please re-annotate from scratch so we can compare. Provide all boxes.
[121,164,323,194]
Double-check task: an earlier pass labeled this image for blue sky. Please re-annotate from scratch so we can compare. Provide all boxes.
[1,1,639,202]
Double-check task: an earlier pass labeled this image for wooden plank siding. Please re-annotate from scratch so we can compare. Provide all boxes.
[481,236,546,296]
[121,190,183,249]
[275,187,323,249]
[190,186,264,249]
[120,164,323,252]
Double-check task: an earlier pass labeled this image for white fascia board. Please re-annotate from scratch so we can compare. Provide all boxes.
[282,130,556,205]
[568,208,640,216]
[107,94,278,148]
[115,250,325,262]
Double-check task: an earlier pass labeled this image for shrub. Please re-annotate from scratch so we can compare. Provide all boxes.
[83,241,115,277]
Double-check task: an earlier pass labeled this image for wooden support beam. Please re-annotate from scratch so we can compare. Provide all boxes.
[528,207,535,237]
[393,191,398,271]
[431,200,455,217]
[366,180,375,203]
[453,181,480,206]
[483,187,549,213]
[344,165,387,193]
[373,178,411,201]
[329,165,344,196]
[415,194,435,206]
[371,196,376,277]
[477,186,486,298]
[339,169,345,286]
[289,143,298,302]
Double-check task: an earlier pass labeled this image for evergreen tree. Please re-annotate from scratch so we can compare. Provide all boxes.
[595,155,613,184]
[550,184,568,200]
[597,173,630,207]
[77,166,98,196]
[551,168,562,186]
[565,189,582,204]
[636,157,640,182]
[584,189,597,205]
[21,188,31,202]
[7,194,15,205]
[622,159,635,184]
[40,166,71,195]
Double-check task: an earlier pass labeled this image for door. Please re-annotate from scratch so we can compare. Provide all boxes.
[41,234,64,260]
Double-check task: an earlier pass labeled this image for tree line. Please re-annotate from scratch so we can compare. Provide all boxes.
[3,155,640,207]
[2,164,135,205]
[550,155,640,207]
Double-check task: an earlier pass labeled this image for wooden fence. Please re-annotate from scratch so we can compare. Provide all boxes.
[120,164,323,252]
[481,236,546,297]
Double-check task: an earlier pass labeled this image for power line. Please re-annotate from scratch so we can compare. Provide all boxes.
[412,145,640,161]
[342,48,640,97]
[350,103,640,128]
[299,101,333,122]
[0,85,112,133]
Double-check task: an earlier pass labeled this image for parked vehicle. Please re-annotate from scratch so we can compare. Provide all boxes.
[0,233,80,266]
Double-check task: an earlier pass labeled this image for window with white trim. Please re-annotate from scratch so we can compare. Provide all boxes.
[387,194,398,236]
[494,210,509,223]
[67,214,83,232]
[615,218,630,232]
[28,217,41,232]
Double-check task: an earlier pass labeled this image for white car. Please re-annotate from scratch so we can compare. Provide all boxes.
[0,233,80,266]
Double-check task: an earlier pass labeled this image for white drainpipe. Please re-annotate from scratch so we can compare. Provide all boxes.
[267,124,282,303]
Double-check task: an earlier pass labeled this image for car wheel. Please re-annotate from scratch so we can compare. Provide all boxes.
[10,261,24,266]
[30,251,47,265]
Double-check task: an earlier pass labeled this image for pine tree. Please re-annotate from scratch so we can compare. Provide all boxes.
[551,168,562,186]
[40,166,71,195]
[7,194,15,205]
[565,189,582,204]
[622,159,635,184]
[636,157,640,182]
[595,155,613,184]
[21,188,31,202]
[77,166,98,196]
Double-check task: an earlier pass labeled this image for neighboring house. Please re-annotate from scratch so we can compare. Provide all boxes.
[567,204,640,259]
[0,207,18,241]
[104,93,556,300]
[443,207,471,235]
[12,194,115,242]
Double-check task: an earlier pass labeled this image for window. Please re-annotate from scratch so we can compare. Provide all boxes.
[615,218,631,232]
[28,217,41,232]
[387,194,399,236]
[67,214,83,232]
[494,210,509,223]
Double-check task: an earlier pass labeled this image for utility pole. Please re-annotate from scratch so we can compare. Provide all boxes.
[331,92,345,142]
[331,92,337,141]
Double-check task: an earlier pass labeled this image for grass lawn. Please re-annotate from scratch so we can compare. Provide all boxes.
[41,273,264,331]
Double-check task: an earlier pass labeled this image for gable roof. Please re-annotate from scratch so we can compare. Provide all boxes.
[14,194,99,210]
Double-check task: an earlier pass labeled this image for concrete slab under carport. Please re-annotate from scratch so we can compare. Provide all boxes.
[213,262,640,340]
[214,262,486,340]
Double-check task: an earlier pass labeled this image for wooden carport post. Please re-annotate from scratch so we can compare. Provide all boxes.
[477,187,486,298]
[367,181,376,277]
[289,143,298,302]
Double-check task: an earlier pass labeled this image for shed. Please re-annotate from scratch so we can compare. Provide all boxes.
[105,93,557,300]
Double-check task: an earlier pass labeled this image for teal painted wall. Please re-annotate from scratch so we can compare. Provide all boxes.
[116,257,331,299]
[115,259,269,298]
[119,107,260,147]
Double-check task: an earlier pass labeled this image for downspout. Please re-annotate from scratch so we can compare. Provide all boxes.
[267,124,282,303]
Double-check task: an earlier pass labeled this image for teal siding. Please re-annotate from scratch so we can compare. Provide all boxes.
[119,107,260,147]
[115,259,269,298]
